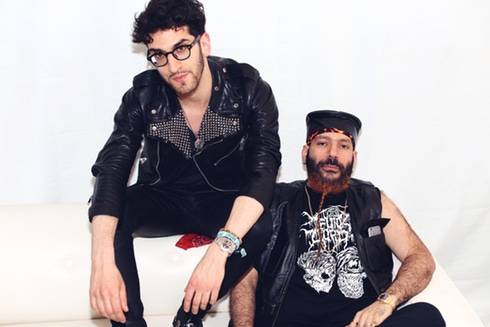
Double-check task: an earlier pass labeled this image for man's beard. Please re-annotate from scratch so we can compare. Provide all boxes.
[306,152,353,193]
[168,48,205,97]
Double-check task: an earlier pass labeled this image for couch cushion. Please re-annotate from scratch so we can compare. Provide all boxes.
[0,203,484,326]
[0,204,228,325]
[0,312,230,327]
[407,260,484,327]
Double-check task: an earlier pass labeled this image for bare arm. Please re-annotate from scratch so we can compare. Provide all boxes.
[381,192,435,304]
[90,215,128,323]
[230,268,259,327]
[91,215,118,267]
[224,196,264,238]
[348,192,435,327]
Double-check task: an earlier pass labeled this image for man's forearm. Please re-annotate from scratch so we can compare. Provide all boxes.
[380,192,436,306]
[223,196,264,239]
[91,215,119,267]
[230,268,258,327]
[385,247,435,305]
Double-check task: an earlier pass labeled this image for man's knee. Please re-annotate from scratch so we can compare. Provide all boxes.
[410,302,445,326]
[384,302,445,327]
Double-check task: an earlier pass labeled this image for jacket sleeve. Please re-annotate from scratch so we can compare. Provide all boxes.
[239,72,281,209]
[88,88,144,221]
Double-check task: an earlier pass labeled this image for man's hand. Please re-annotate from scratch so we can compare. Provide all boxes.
[183,242,228,314]
[90,263,128,323]
[346,301,394,327]
[90,215,127,323]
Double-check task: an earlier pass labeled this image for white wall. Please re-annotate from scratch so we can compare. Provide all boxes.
[1,0,489,324]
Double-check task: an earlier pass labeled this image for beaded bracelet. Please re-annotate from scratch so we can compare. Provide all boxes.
[214,229,247,258]
[217,229,242,248]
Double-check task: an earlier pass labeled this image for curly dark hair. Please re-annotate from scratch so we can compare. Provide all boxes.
[132,0,206,44]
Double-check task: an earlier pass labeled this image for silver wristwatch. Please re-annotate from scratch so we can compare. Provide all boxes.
[214,236,236,256]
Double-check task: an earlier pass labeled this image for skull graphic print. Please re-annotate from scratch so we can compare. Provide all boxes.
[297,205,367,299]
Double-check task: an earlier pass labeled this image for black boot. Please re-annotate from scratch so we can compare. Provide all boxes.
[172,308,203,327]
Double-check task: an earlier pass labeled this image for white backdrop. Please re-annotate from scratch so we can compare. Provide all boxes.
[1,0,489,324]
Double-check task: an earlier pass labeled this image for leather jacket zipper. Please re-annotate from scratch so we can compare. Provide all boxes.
[195,137,224,156]
[213,142,241,166]
[192,155,239,192]
[192,138,239,192]
[149,142,162,186]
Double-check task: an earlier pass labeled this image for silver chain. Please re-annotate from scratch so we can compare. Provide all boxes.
[304,185,314,216]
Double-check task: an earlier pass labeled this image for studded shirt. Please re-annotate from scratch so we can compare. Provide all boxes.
[148,106,241,159]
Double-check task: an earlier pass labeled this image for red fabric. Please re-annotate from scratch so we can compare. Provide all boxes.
[175,233,213,250]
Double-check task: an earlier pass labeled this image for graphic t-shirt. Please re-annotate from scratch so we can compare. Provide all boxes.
[275,187,377,327]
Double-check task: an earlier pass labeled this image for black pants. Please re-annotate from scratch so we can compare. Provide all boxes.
[324,302,445,327]
[252,302,445,327]
[379,302,445,327]
[111,185,272,327]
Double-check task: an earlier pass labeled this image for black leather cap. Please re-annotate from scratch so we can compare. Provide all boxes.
[306,110,362,146]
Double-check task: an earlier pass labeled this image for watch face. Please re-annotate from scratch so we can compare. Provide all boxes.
[377,292,396,308]
[216,237,235,254]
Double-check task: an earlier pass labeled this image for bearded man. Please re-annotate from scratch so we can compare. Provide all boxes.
[87,0,280,326]
[229,110,445,327]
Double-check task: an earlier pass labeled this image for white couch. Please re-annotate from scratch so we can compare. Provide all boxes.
[0,204,485,327]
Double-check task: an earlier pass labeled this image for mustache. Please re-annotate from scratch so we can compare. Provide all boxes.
[318,157,343,169]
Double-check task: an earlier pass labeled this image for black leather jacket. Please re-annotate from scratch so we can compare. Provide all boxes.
[255,179,394,327]
[89,56,281,220]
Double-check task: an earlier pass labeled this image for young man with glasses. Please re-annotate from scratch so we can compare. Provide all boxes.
[88,1,280,326]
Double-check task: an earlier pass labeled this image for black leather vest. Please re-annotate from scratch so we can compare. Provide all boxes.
[256,179,394,326]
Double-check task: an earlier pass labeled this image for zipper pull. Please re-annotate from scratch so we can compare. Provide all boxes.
[194,138,204,151]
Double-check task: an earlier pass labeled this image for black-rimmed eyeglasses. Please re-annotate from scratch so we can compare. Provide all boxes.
[147,35,201,67]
